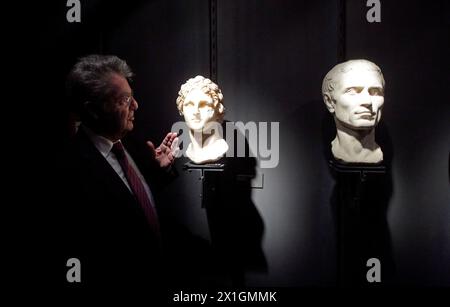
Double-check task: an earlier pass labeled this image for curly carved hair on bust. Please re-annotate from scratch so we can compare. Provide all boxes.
[176,75,225,121]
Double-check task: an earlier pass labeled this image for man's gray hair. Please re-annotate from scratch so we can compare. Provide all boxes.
[66,54,134,117]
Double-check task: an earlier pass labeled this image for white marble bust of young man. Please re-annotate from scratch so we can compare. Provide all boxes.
[176,75,229,164]
[322,59,385,163]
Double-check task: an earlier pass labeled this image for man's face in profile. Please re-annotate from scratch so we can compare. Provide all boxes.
[100,73,138,140]
[332,68,384,130]
[182,88,217,132]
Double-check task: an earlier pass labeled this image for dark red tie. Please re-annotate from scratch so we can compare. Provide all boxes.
[111,141,160,238]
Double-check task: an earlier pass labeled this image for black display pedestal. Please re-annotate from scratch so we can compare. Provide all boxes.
[329,159,390,287]
[178,159,266,287]
[181,160,259,286]
[183,161,226,209]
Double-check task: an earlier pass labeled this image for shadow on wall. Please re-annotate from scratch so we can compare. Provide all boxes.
[159,122,267,287]
[324,116,396,286]
[278,98,394,286]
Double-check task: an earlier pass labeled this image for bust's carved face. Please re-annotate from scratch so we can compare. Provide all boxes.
[333,68,384,130]
[182,89,217,131]
[322,60,385,163]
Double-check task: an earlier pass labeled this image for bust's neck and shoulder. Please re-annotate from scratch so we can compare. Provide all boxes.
[332,124,383,164]
[186,137,228,164]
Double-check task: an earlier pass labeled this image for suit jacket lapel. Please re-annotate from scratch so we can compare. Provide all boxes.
[74,129,136,203]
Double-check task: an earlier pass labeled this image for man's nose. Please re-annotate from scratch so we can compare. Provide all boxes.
[131,97,138,110]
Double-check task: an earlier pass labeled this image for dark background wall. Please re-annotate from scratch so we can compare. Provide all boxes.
[216,0,340,286]
[344,0,450,286]
[26,0,449,287]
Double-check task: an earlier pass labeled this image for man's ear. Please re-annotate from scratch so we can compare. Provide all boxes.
[84,101,99,120]
[323,94,335,114]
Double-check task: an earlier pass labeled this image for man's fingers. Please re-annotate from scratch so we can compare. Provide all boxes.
[171,137,181,158]
[165,132,177,145]
[162,132,177,146]
[149,133,179,164]
[146,141,156,158]
[146,141,155,151]
[170,137,179,150]
[161,134,170,146]
[170,132,178,141]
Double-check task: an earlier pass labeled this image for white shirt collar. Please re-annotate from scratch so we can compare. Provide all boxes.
[81,125,121,158]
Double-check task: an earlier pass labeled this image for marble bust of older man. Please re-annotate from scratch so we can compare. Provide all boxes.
[176,75,229,164]
[322,59,385,163]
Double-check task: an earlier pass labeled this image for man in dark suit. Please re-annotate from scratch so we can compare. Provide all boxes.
[60,54,178,290]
